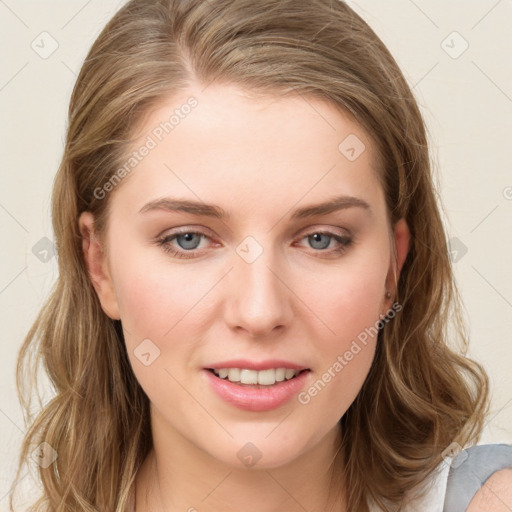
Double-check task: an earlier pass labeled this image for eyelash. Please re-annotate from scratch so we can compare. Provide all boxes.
[156,228,353,260]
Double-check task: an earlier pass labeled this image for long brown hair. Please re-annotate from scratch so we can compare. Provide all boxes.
[10,1,489,510]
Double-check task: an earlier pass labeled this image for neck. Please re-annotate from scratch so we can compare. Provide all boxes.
[134,413,347,512]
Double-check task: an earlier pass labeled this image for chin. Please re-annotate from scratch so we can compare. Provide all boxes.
[206,428,317,471]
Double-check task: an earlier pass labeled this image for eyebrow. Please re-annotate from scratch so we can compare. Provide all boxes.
[138,195,372,220]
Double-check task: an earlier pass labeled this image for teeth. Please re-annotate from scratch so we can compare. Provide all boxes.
[212,367,302,385]
[228,368,240,382]
[275,368,286,382]
[285,369,296,380]
[256,369,275,386]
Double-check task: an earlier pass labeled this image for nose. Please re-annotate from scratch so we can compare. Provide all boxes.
[223,243,293,339]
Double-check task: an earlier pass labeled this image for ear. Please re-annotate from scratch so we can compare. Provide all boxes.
[385,217,411,303]
[78,211,121,320]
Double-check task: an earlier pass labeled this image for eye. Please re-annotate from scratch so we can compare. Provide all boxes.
[297,230,353,256]
[156,228,353,259]
[156,229,214,259]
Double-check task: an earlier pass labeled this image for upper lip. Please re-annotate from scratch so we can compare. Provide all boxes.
[205,359,310,371]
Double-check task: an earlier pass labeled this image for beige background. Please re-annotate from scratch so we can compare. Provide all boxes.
[1,0,511,506]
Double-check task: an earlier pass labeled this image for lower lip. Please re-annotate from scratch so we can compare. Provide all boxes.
[203,369,310,412]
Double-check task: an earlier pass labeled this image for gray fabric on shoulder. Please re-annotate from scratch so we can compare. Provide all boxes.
[443,443,512,512]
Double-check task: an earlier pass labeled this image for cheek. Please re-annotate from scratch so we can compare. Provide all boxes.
[293,248,388,411]
[296,262,384,420]
[299,339,376,427]
[112,259,206,394]
[110,238,210,341]
[115,269,176,337]
[296,254,388,344]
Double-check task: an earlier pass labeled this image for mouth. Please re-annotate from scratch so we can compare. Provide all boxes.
[203,365,312,411]
[206,367,311,388]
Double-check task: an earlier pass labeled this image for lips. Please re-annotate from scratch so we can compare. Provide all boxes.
[203,359,312,410]
[203,367,311,411]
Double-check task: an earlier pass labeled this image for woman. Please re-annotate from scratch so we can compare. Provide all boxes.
[9,0,512,511]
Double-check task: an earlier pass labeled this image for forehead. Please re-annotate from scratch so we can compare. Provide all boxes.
[109,83,385,222]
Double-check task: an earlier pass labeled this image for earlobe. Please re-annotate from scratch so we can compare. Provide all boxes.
[78,211,121,320]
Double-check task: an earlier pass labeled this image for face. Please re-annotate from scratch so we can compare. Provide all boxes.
[80,82,410,470]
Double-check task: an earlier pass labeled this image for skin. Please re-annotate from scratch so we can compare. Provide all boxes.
[467,469,512,512]
[79,82,411,512]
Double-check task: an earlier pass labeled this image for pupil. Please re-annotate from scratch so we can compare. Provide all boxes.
[310,233,330,250]
[178,233,200,250]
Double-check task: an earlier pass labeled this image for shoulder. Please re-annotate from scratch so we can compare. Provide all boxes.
[444,443,512,512]
[467,468,512,511]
